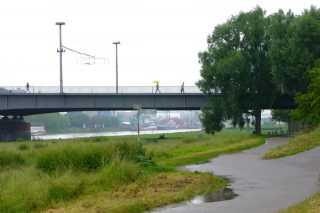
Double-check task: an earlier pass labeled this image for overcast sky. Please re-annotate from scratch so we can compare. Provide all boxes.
[0,0,319,87]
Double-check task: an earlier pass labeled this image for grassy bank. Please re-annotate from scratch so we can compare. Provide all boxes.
[0,129,262,213]
[277,193,320,213]
[263,127,320,159]
[143,129,264,166]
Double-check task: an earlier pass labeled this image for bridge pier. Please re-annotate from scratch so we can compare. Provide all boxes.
[0,116,31,141]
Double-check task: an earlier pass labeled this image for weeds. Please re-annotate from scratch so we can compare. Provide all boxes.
[0,151,25,167]
[0,130,263,213]
[18,143,30,150]
[100,160,143,188]
[36,142,143,173]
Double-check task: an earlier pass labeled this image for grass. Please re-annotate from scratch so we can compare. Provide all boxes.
[263,126,320,159]
[0,151,25,167]
[144,129,264,166]
[44,172,227,213]
[0,129,263,213]
[277,193,320,213]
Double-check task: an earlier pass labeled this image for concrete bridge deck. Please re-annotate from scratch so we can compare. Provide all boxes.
[0,86,296,116]
[0,93,206,116]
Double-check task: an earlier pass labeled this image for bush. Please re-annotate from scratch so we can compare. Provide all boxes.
[0,151,25,167]
[0,168,48,213]
[36,142,145,173]
[18,143,30,150]
[100,160,142,188]
[47,175,84,202]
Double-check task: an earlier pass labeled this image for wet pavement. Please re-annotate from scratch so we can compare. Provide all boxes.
[151,137,320,213]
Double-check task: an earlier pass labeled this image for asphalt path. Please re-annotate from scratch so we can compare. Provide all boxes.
[150,137,320,213]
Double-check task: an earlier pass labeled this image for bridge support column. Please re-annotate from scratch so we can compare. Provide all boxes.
[0,117,31,141]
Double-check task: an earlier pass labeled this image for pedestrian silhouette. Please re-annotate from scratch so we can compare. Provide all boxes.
[180,82,185,93]
[26,82,30,93]
[155,82,161,93]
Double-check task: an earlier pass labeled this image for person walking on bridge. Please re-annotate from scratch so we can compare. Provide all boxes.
[26,82,30,93]
[180,82,185,93]
[154,81,161,93]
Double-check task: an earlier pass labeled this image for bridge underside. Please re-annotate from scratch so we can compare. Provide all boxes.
[0,93,296,116]
[0,93,207,116]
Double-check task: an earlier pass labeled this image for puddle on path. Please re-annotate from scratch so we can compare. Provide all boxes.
[190,188,238,204]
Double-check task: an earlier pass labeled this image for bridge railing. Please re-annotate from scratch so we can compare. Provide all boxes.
[0,86,202,94]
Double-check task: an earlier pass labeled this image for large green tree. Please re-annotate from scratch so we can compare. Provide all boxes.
[269,6,320,94]
[291,62,320,126]
[197,7,275,135]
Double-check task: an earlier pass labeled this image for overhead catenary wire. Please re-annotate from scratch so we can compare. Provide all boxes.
[62,45,108,60]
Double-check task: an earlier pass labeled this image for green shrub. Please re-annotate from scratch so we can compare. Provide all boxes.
[33,143,48,149]
[18,143,30,150]
[136,154,155,167]
[0,151,25,167]
[100,160,142,188]
[47,175,84,202]
[36,142,144,173]
[0,168,48,213]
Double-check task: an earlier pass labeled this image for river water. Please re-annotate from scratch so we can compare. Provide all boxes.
[32,128,201,140]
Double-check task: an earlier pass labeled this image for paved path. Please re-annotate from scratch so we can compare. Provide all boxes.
[151,137,320,213]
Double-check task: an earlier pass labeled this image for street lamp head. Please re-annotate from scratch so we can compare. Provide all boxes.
[113,41,120,45]
[56,22,65,26]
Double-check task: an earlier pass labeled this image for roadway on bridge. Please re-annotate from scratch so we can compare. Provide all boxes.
[151,137,320,213]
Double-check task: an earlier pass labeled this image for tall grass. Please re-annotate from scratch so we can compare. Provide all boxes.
[18,143,30,151]
[0,129,263,213]
[99,159,143,188]
[0,162,144,212]
[0,167,49,212]
[36,142,143,173]
[0,151,25,167]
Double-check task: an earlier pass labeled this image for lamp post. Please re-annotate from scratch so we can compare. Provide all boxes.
[113,41,120,93]
[133,104,141,147]
[56,22,65,93]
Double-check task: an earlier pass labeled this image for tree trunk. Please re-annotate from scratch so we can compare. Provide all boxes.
[254,110,261,135]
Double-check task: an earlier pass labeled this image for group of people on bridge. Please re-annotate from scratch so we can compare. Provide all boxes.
[154,81,185,94]
[24,82,186,94]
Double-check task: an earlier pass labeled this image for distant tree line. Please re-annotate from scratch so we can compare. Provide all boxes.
[197,6,320,134]
[26,112,121,133]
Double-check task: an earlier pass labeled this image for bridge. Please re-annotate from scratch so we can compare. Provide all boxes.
[0,86,296,141]
[0,86,205,116]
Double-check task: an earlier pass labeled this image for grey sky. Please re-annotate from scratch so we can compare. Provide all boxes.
[0,0,319,87]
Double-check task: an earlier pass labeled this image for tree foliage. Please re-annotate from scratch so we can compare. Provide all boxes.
[269,7,320,94]
[198,6,320,134]
[292,64,320,126]
[271,110,292,123]
[197,7,275,134]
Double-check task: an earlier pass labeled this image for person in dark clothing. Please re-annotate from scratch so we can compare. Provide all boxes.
[155,82,161,93]
[180,82,185,93]
[26,82,30,93]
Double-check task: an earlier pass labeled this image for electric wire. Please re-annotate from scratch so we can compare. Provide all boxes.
[62,45,108,60]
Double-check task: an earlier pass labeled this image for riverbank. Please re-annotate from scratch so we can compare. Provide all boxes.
[263,126,320,159]
[0,130,263,213]
[150,137,320,213]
